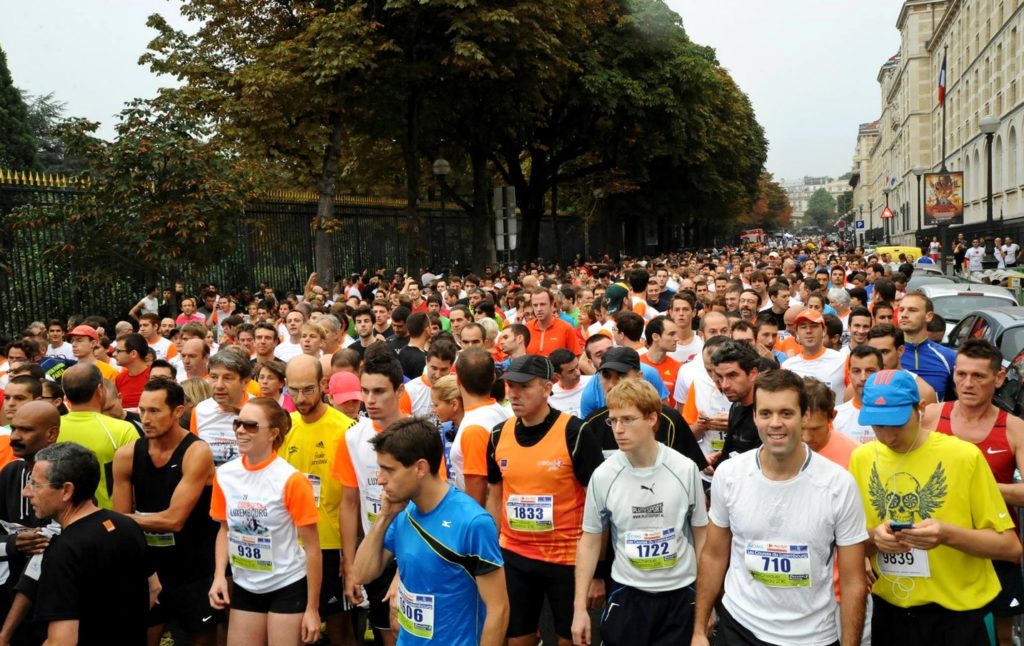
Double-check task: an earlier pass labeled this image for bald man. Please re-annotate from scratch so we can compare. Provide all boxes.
[700,311,731,340]
[776,305,806,358]
[279,355,356,645]
[179,338,209,382]
[0,401,60,639]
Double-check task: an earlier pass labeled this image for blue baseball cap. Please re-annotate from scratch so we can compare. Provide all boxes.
[858,370,920,427]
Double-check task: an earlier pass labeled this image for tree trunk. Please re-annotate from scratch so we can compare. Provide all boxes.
[469,144,491,272]
[315,106,345,279]
[403,90,425,273]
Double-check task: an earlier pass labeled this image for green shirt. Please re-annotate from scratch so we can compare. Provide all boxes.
[58,411,140,510]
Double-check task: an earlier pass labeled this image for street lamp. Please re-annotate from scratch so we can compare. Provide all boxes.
[433,158,451,263]
[882,186,892,245]
[980,115,1000,268]
[912,166,925,246]
[868,198,874,245]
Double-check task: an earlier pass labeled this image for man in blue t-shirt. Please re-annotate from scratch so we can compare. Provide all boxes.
[352,418,509,645]
[899,292,956,400]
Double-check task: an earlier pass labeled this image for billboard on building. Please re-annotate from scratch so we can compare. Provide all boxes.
[923,171,964,225]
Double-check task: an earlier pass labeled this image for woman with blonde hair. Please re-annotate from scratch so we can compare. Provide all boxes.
[431,374,464,481]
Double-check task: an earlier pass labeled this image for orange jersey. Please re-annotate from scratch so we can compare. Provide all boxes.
[640,354,681,408]
[494,413,585,565]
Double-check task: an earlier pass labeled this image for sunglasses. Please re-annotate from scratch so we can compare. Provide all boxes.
[232,419,271,433]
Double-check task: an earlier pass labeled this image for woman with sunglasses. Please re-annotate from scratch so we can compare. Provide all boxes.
[208,398,322,645]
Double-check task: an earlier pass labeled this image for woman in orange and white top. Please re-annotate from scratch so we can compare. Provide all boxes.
[208,397,321,646]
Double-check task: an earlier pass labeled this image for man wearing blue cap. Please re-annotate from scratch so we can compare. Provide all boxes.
[848,369,1022,645]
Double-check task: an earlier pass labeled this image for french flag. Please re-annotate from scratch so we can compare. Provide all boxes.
[938,53,947,106]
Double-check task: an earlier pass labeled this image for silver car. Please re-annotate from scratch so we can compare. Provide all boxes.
[912,283,1018,341]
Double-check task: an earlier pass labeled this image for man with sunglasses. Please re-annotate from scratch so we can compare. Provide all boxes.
[279,355,357,646]
[190,350,252,467]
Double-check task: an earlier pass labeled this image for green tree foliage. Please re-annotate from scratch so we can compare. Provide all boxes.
[7,99,255,285]
[0,46,38,170]
[836,190,853,217]
[740,172,792,231]
[804,187,837,230]
[21,91,86,173]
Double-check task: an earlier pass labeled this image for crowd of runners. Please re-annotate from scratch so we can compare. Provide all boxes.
[0,239,1021,646]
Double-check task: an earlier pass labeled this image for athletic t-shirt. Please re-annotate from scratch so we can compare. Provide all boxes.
[668,335,704,365]
[384,485,503,645]
[211,453,319,594]
[579,366,668,419]
[45,342,74,361]
[334,418,386,536]
[640,354,681,408]
[833,400,873,444]
[35,510,152,645]
[403,376,435,419]
[710,447,867,645]
[274,341,303,363]
[115,367,152,409]
[278,407,354,550]
[849,432,1014,610]
[148,336,176,361]
[58,411,139,510]
[583,445,707,592]
[451,400,511,492]
[524,318,580,357]
[783,349,846,404]
[191,396,248,466]
[548,375,592,419]
[816,430,857,470]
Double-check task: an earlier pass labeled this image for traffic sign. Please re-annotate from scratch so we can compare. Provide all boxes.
[855,220,865,229]
[880,206,895,219]
[835,219,846,230]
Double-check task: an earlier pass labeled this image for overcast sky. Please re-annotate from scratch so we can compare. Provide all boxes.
[2,0,902,182]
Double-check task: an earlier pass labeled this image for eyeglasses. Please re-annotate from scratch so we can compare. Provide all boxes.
[24,479,62,491]
[232,419,272,433]
[605,416,642,428]
[286,386,319,398]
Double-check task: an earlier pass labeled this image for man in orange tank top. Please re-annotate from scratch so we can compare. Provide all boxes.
[484,355,604,646]
[922,338,1024,643]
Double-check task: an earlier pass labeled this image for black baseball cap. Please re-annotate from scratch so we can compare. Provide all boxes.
[500,355,554,383]
[600,346,641,373]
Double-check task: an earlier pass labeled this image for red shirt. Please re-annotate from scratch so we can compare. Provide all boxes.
[114,367,151,409]
[525,318,581,357]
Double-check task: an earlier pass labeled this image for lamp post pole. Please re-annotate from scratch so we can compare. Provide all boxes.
[980,116,1000,268]
[868,198,874,245]
[912,166,924,252]
[432,158,451,269]
[883,187,892,245]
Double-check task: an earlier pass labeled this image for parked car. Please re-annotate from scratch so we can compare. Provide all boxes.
[996,349,1024,416]
[912,284,1018,341]
[946,307,1024,363]
[905,273,962,293]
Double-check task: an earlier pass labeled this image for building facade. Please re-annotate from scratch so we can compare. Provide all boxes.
[851,0,1024,247]
[783,176,853,227]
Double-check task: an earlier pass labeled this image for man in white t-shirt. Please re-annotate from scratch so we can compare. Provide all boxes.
[834,345,882,444]
[965,239,986,272]
[693,369,868,646]
[782,309,847,403]
[137,313,175,361]
[451,348,510,505]
[1003,236,1020,268]
[274,310,305,362]
[572,379,706,645]
[667,292,704,364]
[44,321,74,360]
[548,349,592,418]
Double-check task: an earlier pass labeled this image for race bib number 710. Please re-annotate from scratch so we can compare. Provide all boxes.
[744,541,811,588]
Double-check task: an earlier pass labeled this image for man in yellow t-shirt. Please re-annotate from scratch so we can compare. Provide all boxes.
[59,364,139,509]
[849,369,1021,644]
[279,355,355,646]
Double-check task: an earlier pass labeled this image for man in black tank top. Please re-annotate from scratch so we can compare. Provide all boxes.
[112,378,221,645]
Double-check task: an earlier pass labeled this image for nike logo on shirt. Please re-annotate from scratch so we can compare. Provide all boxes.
[987,448,1008,455]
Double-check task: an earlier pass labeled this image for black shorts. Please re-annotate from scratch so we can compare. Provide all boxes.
[231,578,307,615]
[988,560,1024,617]
[320,549,351,617]
[717,604,838,646]
[148,577,224,633]
[871,594,989,646]
[601,582,694,646]
[503,548,574,640]
[363,562,398,631]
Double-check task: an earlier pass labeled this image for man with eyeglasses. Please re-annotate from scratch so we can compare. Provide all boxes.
[279,355,357,646]
[0,401,59,643]
[190,351,252,467]
[113,333,151,409]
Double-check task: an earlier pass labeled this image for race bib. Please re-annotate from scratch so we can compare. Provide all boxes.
[397,582,435,639]
[209,438,239,466]
[138,511,174,547]
[745,541,811,588]
[229,510,274,572]
[307,474,321,509]
[625,528,679,571]
[876,549,930,578]
[506,494,554,532]
[365,488,383,525]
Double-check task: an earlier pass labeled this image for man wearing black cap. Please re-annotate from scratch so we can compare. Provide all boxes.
[580,347,706,469]
[485,355,604,646]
